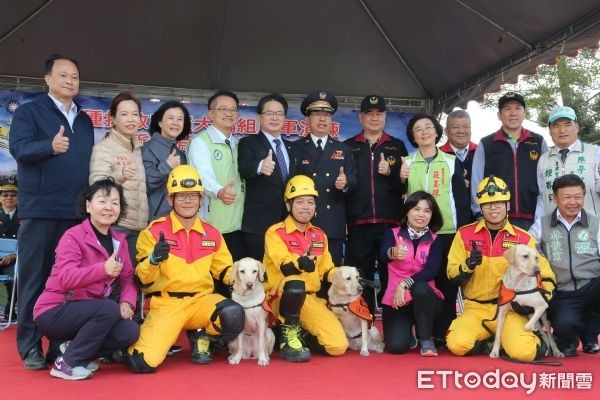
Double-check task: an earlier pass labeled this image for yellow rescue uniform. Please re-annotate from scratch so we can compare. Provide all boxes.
[129,212,233,367]
[446,220,556,362]
[264,216,348,356]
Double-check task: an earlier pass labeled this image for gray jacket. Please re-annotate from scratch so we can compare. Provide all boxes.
[142,133,187,221]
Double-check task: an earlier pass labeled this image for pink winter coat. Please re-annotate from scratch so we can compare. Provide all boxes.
[34,218,138,319]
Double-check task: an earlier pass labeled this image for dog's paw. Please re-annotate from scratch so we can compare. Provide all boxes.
[489,350,500,359]
[257,355,270,366]
[228,354,242,365]
[523,322,534,331]
[360,349,370,356]
[553,350,565,358]
[375,344,384,353]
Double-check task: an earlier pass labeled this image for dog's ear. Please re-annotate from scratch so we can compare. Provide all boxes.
[330,267,341,284]
[504,245,517,264]
[229,261,239,283]
[257,260,267,282]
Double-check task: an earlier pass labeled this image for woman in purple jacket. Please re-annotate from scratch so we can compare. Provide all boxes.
[34,178,139,380]
[379,191,445,357]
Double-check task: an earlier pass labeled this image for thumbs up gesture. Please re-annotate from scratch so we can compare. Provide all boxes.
[391,237,408,260]
[51,125,69,154]
[378,152,391,176]
[104,250,123,278]
[261,149,276,176]
[399,156,410,182]
[466,240,483,270]
[151,231,171,265]
[166,147,181,169]
[218,179,237,205]
[335,166,347,190]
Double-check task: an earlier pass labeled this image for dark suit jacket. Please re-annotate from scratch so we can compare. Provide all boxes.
[293,135,357,239]
[0,207,19,239]
[238,132,295,236]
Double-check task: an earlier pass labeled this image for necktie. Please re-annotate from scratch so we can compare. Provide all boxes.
[317,138,323,152]
[456,150,466,162]
[225,139,232,155]
[559,148,569,163]
[273,139,288,181]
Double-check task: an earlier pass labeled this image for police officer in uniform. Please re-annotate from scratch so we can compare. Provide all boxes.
[0,177,19,320]
[293,91,357,265]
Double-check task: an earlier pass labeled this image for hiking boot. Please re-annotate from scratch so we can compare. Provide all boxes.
[279,324,311,362]
[23,348,47,370]
[191,331,213,364]
[50,356,92,380]
[60,341,100,372]
[420,339,439,357]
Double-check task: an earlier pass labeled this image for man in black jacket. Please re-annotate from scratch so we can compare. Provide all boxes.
[344,95,408,312]
[293,91,357,265]
[9,55,94,370]
[238,93,295,260]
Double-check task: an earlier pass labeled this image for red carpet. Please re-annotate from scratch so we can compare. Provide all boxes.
[0,325,597,400]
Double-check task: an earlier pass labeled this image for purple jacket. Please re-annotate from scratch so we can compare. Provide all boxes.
[34,219,138,319]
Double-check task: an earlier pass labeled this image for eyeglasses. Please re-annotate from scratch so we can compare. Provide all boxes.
[309,112,332,120]
[413,125,436,134]
[174,193,201,201]
[481,201,506,209]
[211,107,238,115]
[1,193,16,198]
[262,111,285,117]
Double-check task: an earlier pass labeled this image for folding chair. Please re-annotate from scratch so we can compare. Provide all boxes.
[0,238,18,329]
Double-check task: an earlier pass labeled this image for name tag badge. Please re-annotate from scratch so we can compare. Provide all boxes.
[202,240,216,247]
[331,150,345,160]
[311,241,324,248]
[301,159,310,165]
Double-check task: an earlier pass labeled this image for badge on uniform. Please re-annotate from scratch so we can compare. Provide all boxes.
[387,156,396,166]
[214,150,223,160]
[311,241,324,248]
[202,240,216,247]
[301,159,310,165]
[529,150,539,161]
[289,240,300,247]
[502,240,517,248]
[331,150,344,160]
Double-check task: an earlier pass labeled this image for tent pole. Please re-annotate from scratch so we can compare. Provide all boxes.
[0,0,54,44]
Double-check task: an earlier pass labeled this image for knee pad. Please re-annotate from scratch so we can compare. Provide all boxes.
[123,349,156,374]
[211,299,245,342]
[280,280,306,324]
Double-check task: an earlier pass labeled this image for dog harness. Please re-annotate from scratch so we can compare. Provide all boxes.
[498,275,543,306]
[328,296,373,330]
[243,297,277,327]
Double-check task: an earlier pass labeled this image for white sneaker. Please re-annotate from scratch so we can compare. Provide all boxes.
[50,356,92,381]
[59,341,100,372]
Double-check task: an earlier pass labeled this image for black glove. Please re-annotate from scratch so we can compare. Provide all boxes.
[297,255,315,273]
[511,301,534,316]
[151,232,170,265]
[466,240,482,270]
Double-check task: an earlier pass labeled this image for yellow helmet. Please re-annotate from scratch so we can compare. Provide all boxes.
[167,165,203,194]
[475,175,510,205]
[284,175,319,201]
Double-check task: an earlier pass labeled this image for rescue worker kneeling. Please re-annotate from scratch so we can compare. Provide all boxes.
[124,165,244,373]
[446,175,556,362]
[264,175,348,362]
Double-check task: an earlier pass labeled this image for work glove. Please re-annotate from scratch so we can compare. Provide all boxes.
[150,232,170,265]
[466,240,482,270]
[297,256,316,273]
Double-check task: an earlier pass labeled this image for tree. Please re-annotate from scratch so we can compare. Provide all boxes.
[482,48,600,143]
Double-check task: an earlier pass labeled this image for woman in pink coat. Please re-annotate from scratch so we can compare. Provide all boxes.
[379,191,445,357]
[34,178,139,380]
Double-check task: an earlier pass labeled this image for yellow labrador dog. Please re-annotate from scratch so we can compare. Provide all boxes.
[228,257,275,366]
[490,245,563,359]
[328,266,384,356]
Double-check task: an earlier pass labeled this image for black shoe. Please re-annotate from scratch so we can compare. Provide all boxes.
[167,345,183,357]
[561,344,579,357]
[24,348,47,370]
[582,342,600,354]
[279,324,311,362]
[191,332,213,364]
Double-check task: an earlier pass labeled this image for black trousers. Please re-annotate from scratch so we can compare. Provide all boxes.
[548,277,600,348]
[17,218,78,359]
[382,281,444,354]
[345,223,394,313]
[223,230,246,262]
[35,299,139,367]
[432,233,457,340]
[327,238,344,267]
[242,231,265,261]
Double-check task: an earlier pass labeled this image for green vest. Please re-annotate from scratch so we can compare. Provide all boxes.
[196,132,245,233]
[405,150,457,234]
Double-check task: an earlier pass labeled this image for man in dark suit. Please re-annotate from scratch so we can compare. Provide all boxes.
[238,93,295,261]
[293,91,357,265]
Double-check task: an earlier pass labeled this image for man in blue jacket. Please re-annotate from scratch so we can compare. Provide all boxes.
[9,54,94,370]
